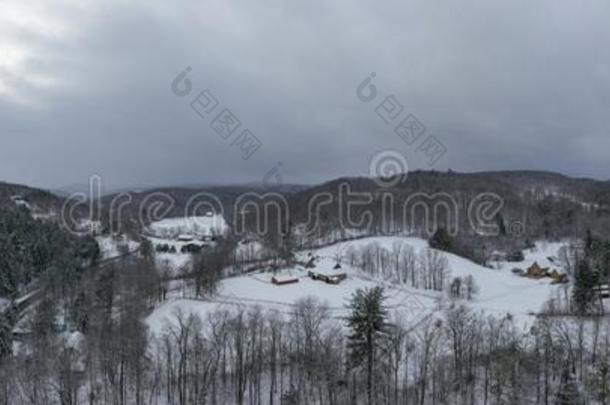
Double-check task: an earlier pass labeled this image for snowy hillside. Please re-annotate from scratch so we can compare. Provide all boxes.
[147,236,202,276]
[147,236,569,336]
[96,235,141,260]
[145,215,229,239]
[140,215,229,275]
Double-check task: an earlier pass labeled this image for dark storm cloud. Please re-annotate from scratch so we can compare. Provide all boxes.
[1,0,609,191]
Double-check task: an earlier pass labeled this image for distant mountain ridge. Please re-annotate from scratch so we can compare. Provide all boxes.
[287,169,610,242]
[0,181,66,214]
[3,170,610,240]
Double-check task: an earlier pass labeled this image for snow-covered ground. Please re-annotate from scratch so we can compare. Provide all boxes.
[96,235,140,260]
[140,215,230,275]
[302,237,565,318]
[76,219,103,234]
[494,240,568,272]
[11,195,31,210]
[232,239,274,263]
[145,215,228,239]
[147,236,571,337]
[146,236,199,276]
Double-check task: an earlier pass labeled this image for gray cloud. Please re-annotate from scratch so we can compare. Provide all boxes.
[1,0,609,191]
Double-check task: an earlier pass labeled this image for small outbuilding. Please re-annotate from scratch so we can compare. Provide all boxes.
[271,276,299,286]
[307,271,347,285]
[526,262,549,279]
[181,243,203,254]
[548,270,568,284]
[593,284,610,299]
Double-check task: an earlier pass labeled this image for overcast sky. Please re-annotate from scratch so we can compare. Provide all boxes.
[1,0,609,191]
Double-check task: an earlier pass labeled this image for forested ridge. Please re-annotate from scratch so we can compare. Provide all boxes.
[0,207,99,297]
[0,176,609,404]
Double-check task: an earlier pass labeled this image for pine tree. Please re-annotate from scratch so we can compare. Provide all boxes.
[279,221,295,266]
[345,287,389,405]
[0,313,11,357]
[495,213,507,236]
[585,229,595,256]
[429,227,453,252]
[591,358,610,405]
[30,293,57,348]
[572,260,598,315]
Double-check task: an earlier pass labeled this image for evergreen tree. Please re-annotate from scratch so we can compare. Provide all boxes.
[0,208,98,296]
[30,293,57,348]
[572,260,598,315]
[495,213,507,236]
[345,287,389,405]
[591,358,610,405]
[0,313,11,357]
[279,221,296,266]
[139,238,154,264]
[585,229,595,256]
[599,241,610,280]
[429,227,453,252]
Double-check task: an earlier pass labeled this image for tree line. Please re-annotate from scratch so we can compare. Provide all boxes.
[2,279,609,404]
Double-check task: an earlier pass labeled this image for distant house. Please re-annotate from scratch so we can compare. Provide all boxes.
[11,195,30,209]
[181,243,203,254]
[271,276,299,286]
[526,262,549,279]
[548,270,568,284]
[327,274,348,285]
[593,284,610,299]
[308,271,348,285]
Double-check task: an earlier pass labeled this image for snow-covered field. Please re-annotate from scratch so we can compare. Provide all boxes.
[147,236,570,336]
[96,235,140,260]
[138,215,229,275]
[232,240,273,262]
[145,215,228,239]
[307,237,565,317]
